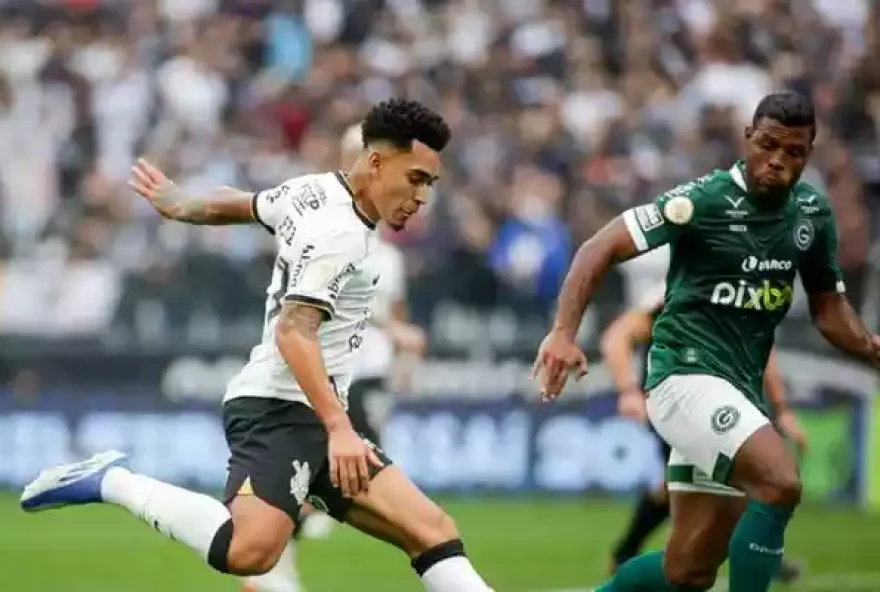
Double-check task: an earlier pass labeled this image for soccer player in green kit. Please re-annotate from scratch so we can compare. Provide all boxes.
[533,91,880,592]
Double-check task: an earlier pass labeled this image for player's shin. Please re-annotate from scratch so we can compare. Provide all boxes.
[727,501,793,591]
[412,539,494,592]
[240,541,301,592]
[727,426,801,592]
[101,467,232,565]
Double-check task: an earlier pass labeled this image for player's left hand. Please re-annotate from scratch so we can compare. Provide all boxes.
[532,329,588,402]
[128,158,182,219]
[777,409,808,453]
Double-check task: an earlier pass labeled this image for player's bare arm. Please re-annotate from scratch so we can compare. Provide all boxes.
[129,158,256,225]
[534,218,638,399]
[275,302,382,498]
[601,305,656,422]
[808,291,880,365]
[763,349,807,450]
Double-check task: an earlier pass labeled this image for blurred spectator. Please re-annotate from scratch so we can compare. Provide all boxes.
[0,0,876,348]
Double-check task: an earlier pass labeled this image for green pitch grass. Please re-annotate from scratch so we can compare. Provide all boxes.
[1,493,878,591]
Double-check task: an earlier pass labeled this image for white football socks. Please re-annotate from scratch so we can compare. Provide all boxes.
[420,556,494,592]
[101,466,230,560]
[241,540,302,592]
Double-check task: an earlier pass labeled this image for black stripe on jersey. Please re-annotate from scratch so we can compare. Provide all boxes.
[251,192,275,235]
[283,294,335,320]
[335,171,377,230]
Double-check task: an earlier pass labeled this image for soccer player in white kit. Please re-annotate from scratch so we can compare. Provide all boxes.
[241,124,427,592]
[21,99,495,592]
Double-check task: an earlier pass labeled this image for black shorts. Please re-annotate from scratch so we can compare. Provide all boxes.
[222,397,392,522]
[347,377,386,446]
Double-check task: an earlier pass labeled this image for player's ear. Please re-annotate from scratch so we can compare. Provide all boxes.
[367,149,382,178]
[744,125,754,141]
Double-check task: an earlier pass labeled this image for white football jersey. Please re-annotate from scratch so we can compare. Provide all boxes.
[224,172,379,409]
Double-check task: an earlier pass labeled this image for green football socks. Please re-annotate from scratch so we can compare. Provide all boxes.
[728,500,793,591]
[595,551,680,591]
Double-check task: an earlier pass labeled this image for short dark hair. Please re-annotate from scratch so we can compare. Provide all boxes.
[361,98,451,153]
[752,91,816,135]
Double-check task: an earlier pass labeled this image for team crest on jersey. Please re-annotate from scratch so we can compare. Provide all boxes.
[793,219,814,251]
[664,196,693,225]
[710,405,740,435]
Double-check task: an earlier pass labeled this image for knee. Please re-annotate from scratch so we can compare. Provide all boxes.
[663,558,718,591]
[754,469,802,508]
[227,533,285,576]
[407,506,460,556]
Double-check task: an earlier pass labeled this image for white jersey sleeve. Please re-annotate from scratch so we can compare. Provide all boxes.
[280,221,365,319]
[252,177,328,234]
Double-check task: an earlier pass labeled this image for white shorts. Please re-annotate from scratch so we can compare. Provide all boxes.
[646,374,769,497]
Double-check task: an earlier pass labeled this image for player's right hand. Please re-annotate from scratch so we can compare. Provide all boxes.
[617,388,648,423]
[128,158,179,219]
[327,422,384,498]
[532,329,588,402]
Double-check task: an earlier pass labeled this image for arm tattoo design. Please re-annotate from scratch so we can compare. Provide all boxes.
[277,303,323,339]
[157,182,254,225]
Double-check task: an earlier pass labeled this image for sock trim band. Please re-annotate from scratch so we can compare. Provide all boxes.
[207,519,234,573]
[411,539,466,576]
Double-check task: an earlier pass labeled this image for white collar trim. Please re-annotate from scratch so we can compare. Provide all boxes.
[730,164,747,192]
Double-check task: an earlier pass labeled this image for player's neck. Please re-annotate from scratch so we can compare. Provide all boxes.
[341,169,381,227]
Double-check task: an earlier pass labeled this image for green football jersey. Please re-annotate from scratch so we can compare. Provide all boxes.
[623,162,845,414]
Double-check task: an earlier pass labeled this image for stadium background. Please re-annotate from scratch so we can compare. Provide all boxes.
[0,0,879,590]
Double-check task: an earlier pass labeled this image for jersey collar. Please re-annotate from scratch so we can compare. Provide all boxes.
[729,161,794,210]
[335,171,377,230]
[729,162,748,192]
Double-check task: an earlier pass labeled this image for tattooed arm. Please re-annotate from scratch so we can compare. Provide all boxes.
[276,300,381,496]
[128,158,259,226]
[275,303,350,430]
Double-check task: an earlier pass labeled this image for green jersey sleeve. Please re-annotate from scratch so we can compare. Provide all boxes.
[798,210,846,295]
[622,179,703,253]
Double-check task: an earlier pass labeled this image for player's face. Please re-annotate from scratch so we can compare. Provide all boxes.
[368,141,440,231]
[744,117,813,197]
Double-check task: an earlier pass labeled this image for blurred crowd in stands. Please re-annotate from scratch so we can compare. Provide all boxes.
[0,0,878,352]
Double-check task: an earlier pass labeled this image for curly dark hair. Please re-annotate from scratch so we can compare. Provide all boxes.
[360,98,451,153]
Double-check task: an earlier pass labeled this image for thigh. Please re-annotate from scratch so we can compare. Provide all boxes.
[647,374,769,486]
[666,490,747,572]
[223,397,331,522]
[729,423,800,501]
[306,435,393,522]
